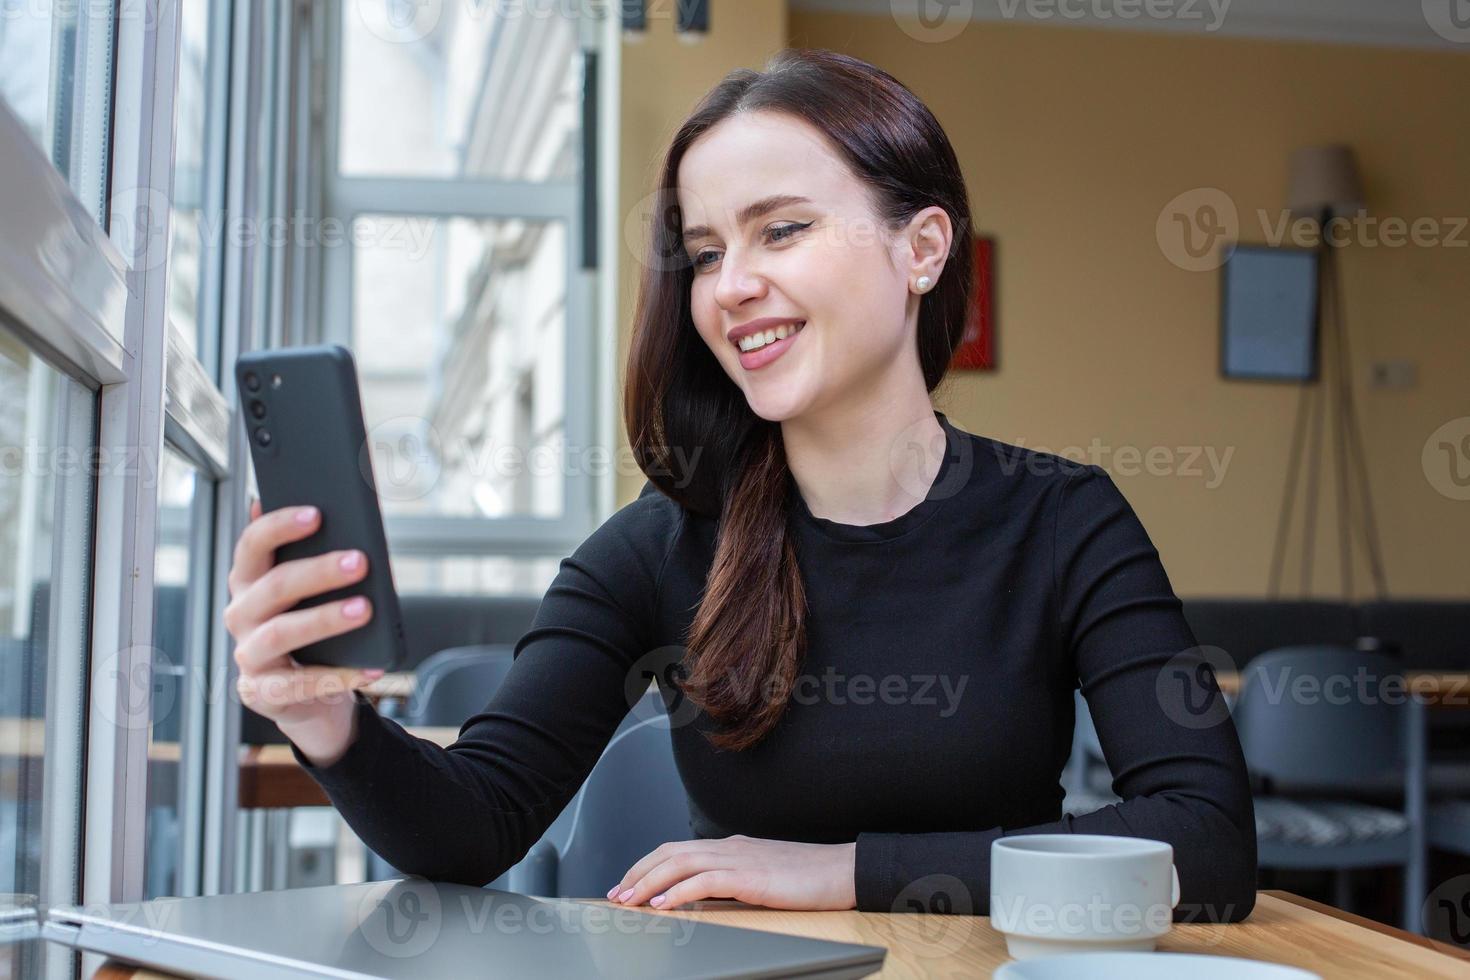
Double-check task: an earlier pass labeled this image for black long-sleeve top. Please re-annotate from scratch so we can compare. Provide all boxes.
[291,409,1258,920]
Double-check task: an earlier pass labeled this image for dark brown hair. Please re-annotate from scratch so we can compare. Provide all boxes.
[623,48,974,751]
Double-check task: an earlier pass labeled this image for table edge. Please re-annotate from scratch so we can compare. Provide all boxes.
[1261,889,1470,962]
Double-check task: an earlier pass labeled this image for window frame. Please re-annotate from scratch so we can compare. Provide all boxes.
[310,0,612,562]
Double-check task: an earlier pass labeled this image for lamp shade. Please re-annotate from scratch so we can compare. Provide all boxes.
[1286,144,1364,220]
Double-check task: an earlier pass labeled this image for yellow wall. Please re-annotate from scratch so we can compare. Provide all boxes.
[616,7,1470,599]
[614,0,789,505]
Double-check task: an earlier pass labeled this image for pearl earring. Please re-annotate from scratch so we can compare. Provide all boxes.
[916,275,932,292]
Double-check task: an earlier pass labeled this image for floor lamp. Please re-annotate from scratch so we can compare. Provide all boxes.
[1267,145,1388,599]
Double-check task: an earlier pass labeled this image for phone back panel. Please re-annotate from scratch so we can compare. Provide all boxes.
[235,345,406,671]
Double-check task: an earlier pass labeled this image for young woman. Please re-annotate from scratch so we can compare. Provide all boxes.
[225,48,1256,920]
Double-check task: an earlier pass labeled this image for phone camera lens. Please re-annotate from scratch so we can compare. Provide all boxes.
[253,427,272,448]
[244,371,261,392]
[249,399,267,420]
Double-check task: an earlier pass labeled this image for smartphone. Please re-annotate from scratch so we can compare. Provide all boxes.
[235,344,407,671]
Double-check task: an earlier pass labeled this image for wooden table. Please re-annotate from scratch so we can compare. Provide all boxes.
[238,726,459,809]
[91,889,1470,979]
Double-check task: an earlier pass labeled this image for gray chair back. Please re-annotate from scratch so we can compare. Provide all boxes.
[1234,645,1407,787]
[405,645,517,727]
[551,688,691,897]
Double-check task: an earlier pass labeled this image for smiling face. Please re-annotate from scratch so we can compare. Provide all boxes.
[676,110,947,424]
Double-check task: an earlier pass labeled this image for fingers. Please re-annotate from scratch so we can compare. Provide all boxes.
[236,665,378,713]
[249,496,262,521]
[645,870,741,910]
[609,847,729,908]
[224,548,369,636]
[228,504,321,597]
[232,595,374,674]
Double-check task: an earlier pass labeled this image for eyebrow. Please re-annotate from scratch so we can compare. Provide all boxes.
[680,194,813,243]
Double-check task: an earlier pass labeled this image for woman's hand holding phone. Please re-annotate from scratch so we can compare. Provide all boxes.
[224,498,383,767]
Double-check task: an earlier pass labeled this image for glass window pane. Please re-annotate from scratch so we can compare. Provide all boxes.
[167,0,225,370]
[0,328,95,977]
[0,2,114,219]
[352,215,568,520]
[145,446,209,900]
[391,555,560,596]
[338,3,581,180]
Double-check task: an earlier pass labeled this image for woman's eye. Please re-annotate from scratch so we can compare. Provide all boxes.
[690,222,811,272]
[767,221,811,243]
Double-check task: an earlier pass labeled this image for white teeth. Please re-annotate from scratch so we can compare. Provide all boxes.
[738,322,804,352]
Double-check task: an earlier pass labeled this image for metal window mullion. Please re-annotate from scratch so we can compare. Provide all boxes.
[36,374,96,980]
[82,0,182,920]
[203,0,272,897]
[592,9,620,522]
[194,0,236,382]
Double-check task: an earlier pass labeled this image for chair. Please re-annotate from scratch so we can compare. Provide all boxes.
[512,686,692,898]
[1061,688,1122,817]
[1232,646,1425,933]
[1428,801,1470,857]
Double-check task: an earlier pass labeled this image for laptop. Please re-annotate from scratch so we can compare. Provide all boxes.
[43,879,886,979]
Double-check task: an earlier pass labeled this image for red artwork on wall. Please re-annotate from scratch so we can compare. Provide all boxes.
[950,236,995,371]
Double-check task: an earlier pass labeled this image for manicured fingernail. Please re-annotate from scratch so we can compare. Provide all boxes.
[339,551,361,571]
[296,506,318,524]
[617,888,634,903]
[606,886,620,900]
[362,668,385,679]
[650,895,665,907]
[343,597,367,618]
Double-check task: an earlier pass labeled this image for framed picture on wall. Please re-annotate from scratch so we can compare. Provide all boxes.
[1220,244,1320,382]
[951,235,995,371]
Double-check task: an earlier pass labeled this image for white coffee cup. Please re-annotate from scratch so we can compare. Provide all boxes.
[989,834,1181,959]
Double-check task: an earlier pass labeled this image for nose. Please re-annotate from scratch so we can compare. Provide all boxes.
[712,246,768,313]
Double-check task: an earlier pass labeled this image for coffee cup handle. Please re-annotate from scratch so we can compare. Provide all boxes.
[1170,865,1180,908]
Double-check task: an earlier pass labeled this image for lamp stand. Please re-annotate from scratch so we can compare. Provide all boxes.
[1267,210,1388,599]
